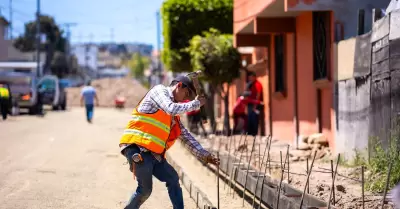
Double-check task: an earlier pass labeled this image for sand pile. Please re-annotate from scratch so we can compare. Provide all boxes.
[66,77,148,108]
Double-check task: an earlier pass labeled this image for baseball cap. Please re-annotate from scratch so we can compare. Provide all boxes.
[172,75,196,99]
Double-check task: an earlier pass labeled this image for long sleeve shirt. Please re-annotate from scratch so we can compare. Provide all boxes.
[120,84,210,161]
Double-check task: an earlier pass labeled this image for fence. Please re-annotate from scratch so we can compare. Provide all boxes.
[336,8,400,159]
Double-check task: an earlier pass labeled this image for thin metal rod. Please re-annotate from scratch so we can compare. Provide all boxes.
[228,132,243,195]
[287,145,290,182]
[258,136,273,209]
[361,165,365,209]
[252,135,270,208]
[276,150,289,208]
[224,130,234,190]
[381,161,393,209]
[233,133,248,198]
[217,152,220,209]
[242,136,257,207]
[300,151,317,208]
[306,158,310,193]
[258,142,261,169]
[328,154,341,209]
[330,160,335,204]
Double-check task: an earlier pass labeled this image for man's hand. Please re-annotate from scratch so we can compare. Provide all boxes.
[195,95,206,106]
[204,153,220,166]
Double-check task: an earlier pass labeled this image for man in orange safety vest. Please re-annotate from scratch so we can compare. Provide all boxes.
[119,75,219,209]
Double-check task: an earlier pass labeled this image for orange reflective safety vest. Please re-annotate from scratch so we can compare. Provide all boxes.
[119,107,182,154]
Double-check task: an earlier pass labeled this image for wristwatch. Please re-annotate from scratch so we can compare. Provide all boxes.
[132,153,143,164]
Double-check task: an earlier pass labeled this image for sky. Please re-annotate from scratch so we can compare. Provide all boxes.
[0,0,164,47]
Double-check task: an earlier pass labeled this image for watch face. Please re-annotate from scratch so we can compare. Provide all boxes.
[132,153,142,163]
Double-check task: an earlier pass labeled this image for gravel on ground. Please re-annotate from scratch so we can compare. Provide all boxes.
[0,108,196,209]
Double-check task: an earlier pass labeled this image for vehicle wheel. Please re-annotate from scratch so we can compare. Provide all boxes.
[29,105,37,115]
[52,105,59,111]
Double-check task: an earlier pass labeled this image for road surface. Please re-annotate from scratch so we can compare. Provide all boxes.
[0,108,197,209]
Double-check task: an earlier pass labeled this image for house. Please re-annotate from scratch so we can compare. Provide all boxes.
[72,44,99,70]
[228,0,391,152]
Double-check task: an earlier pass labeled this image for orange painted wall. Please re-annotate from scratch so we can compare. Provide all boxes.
[296,12,319,136]
[234,0,275,34]
[269,34,295,142]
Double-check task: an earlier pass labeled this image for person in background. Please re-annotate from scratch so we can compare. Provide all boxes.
[80,80,99,123]
[245,71,263,136]
[0,83,11,120]
[183,99,208,137]
[232,93,262,134]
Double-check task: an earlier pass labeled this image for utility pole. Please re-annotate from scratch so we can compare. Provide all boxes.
[35,0,41,77]
[9,0,12,39]
[156,10,162,85]
[60,23,77,76]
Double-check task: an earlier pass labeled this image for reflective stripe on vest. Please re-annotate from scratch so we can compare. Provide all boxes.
[120,107,175,154]
[0,87,9,98]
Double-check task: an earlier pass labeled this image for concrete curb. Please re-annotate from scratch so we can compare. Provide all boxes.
[165,153,216,209]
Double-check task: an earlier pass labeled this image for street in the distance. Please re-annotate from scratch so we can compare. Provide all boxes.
[0,108,197,209]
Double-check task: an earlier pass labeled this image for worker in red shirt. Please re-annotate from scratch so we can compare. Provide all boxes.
[233,94,262,134]
[244,71,263,136]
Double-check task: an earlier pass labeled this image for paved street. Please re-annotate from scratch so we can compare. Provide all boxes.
[0,108,197,209]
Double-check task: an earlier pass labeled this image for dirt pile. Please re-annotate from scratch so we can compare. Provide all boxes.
[289,133,332,161]
[66,77,148,108]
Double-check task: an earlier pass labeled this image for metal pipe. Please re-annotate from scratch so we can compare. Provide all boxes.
[242,136,257,207]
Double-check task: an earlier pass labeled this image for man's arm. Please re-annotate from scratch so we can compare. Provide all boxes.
[149,85,201,115]
[178,120,210,160]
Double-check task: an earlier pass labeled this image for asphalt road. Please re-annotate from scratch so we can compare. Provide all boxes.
[0,108,197,209]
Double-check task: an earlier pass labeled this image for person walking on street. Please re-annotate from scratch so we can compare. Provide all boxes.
[0,84,11,120]
[80,81,99,123]
[119,75,219,209]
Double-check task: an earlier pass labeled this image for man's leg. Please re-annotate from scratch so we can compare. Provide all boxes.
[248,110,258,136]
[0,99,7,120]
[124,148,155,209]
[153,159,184,209]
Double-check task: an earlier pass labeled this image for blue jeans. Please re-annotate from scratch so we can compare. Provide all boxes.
[85,104,94,121]
[123,146,184,209]
[247,105,259,136]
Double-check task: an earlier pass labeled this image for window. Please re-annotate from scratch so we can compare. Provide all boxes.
[313,11,331,81]
[274,34,285,93]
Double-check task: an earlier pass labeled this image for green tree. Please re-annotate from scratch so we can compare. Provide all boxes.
[161,0,233,73]
[13,15,67,77]
[186,28,241,133]
[50,52,68,78]
[127,53,151,83]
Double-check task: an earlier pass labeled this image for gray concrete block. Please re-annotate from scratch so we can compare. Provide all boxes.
[209,151,331,209]
[166,154,215,209]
